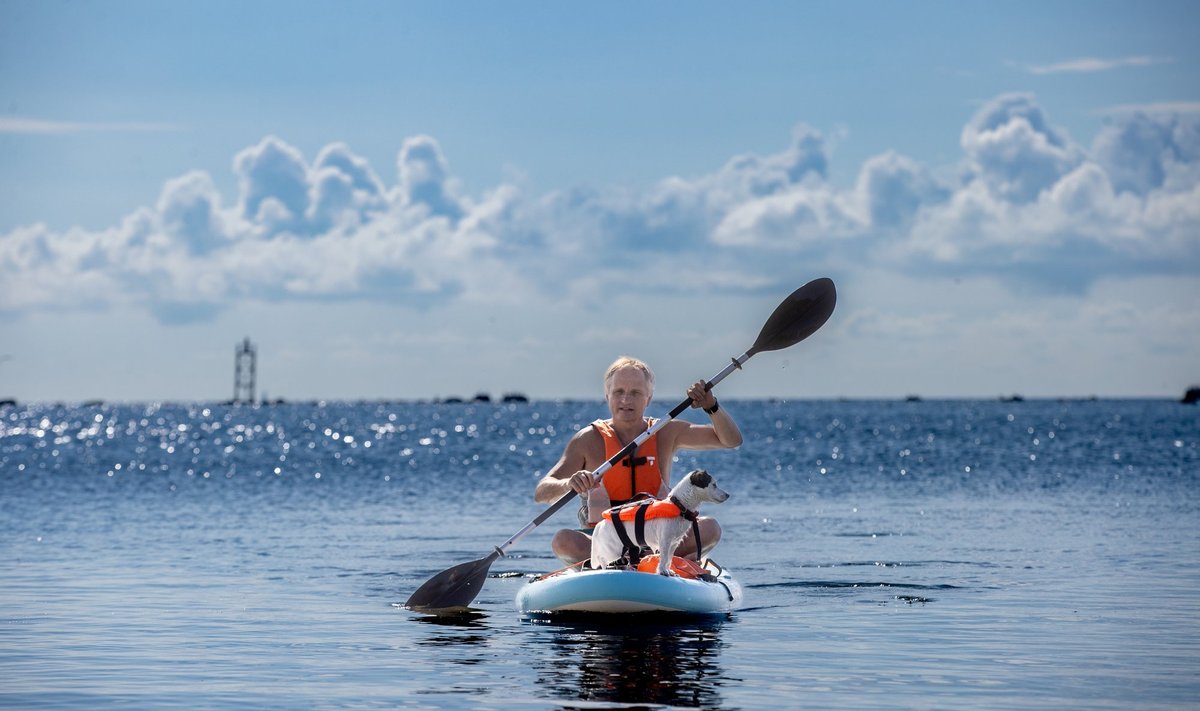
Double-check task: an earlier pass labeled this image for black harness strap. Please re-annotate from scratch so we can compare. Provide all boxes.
[670,495,704,560]
[668,496,698,522]
[632,500,651,548]
[623,453,649,502]
[608,499,657,566]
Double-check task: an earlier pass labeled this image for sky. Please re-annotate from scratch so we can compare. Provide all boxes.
[1,0,1198,402]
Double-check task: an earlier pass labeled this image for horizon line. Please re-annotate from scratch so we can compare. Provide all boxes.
[2,393,1195,408]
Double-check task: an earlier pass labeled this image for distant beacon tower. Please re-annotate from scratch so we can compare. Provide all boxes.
[234,338,257,405]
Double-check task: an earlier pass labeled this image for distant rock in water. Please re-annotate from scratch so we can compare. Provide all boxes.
[502,393,529,403]
[0,398,15,408]
[473,393,492,403]
[1183,387,1200,405]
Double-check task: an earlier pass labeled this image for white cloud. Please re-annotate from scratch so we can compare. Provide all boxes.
[2,94,1198,323]
[234,137,312,230]
[157,171,231,255]
[0,116,184,134]
[1026,55,1172,75]
[854,151,950,229]
[1101,102,1200,116]
[395,135,466,219]
[1092,111,1200,194]
[960,93,1084,203]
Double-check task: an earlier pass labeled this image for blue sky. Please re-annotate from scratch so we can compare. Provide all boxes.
[1,0,1197,402]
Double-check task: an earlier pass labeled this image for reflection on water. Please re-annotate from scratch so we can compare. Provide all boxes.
[526,614,732,708]
[410,610,491,659]
[408,609,490,629]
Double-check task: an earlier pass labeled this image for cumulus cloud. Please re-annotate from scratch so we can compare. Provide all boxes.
[855,151,950,229]
[158,171,230,255]
[961,93,1085,203]
[1092,111,1200,195]
[234,137,312,230]
[395,136,465,219]
[2,93,1198,322]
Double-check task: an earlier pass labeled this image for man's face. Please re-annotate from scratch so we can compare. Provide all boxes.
[606,367,652,422]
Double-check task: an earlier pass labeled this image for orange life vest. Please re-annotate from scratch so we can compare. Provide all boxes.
[602,498,687,524]
[592,418,663,505]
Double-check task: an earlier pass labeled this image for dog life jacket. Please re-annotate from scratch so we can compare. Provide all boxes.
[592,418,663,506]
[636,554,709,579]
[601,496,702,567]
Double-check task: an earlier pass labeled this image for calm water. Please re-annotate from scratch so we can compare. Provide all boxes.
[2,398,1198,709]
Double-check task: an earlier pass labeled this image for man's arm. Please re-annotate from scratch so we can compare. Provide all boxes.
[669,380,744,451]
[534,428,594,503]
[669,408,744,450]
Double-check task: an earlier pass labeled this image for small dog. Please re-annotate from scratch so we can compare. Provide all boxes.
[590,469,729,575]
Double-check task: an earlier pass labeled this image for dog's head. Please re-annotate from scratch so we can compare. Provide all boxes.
[685,469,729,505]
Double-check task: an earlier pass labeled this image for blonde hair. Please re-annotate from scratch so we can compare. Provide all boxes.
[604,356,655,397]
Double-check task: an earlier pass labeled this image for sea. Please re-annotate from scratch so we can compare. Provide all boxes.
[2,397,1198,709]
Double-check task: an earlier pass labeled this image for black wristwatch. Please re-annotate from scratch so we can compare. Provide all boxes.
[704,399,720,414]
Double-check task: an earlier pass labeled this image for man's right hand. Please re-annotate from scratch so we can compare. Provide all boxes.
[567,470,596,495]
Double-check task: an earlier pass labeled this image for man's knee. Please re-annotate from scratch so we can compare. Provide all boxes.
[552,529,589,564]
[704,518,721,539]
[700,518,722,550]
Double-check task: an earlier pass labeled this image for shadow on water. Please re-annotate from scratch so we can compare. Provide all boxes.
[523,614,733,709]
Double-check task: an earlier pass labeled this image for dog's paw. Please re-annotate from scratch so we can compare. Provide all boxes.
[658,569,677,577]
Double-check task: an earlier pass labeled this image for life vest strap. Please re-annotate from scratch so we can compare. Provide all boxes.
[624,454,649,505]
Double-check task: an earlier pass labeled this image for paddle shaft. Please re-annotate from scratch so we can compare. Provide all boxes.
[494,350,751,557]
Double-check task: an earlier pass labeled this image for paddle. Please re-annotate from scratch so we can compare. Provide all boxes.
[405,277,837,611]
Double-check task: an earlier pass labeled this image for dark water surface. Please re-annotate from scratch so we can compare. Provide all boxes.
[3,399,1198,708]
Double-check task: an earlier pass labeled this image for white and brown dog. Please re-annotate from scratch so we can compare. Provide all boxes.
[589,469,729,575]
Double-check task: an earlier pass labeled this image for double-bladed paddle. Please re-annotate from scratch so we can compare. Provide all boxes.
[405,277,837,611]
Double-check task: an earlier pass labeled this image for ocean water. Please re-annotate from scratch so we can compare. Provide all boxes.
[2,398,1198,709]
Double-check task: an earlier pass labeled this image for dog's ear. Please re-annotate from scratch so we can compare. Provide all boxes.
[689,469,712,488]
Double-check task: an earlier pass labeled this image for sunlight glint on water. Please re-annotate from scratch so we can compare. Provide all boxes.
[2,399,1198,708]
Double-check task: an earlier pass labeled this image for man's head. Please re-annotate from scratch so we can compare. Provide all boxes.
[604,356,654,420]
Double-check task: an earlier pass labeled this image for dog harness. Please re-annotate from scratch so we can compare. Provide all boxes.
[592,418,664,506]
[601,496,703,567]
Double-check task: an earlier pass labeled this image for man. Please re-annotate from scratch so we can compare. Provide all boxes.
[534,356,743,565]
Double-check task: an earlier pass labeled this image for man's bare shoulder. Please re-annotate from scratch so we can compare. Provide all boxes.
[549,422,600,457]
[569,420,602,438]
[567,423,604,448]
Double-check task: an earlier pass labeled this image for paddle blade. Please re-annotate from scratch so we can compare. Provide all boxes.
[405,552,498,611]
[747,277,837,356]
